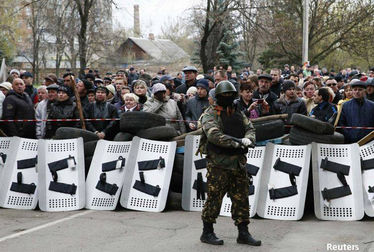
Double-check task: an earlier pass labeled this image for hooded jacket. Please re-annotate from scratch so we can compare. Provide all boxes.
[143,96,186,134]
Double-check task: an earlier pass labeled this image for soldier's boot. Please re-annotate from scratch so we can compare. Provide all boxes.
[236,222,261,246]
[200,221,224,245]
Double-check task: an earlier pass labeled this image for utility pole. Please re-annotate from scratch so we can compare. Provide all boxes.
[302,0,309,64]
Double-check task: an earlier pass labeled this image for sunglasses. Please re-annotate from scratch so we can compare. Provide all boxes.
[326,83,337,87]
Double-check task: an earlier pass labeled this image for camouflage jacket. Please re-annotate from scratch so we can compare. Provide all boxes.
[197,104,255,170]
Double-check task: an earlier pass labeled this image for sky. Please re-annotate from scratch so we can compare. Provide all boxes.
[112,0,201,36]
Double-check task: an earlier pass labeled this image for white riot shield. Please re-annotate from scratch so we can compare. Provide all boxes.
[220,146,266,218]
[257,143,311,220]
[0,137,14,183]
[120,137,176,212]
[181,135,207,211]
[0,137,38,210]
[38,138,85,212]
[360,141,374,217]
[86,140,132,210]
[312,143,364,221]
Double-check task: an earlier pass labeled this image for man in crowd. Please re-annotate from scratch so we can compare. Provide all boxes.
[175,66,198,94]
[128,67,138,86]
[214,70,227,86]
[366,78,374,101]
[270,68,282,97]
[21,71,38,104]
[44,74,58,86]
[76,79,93,108]
[253,74,278,116]
[282,64,290,77]
[310,87,337,123]
[2,78,36,138]
[338,81,374,143]
[185,79,210,131]
[85,86,119,140]
[273,80,307,123]
[326,78,342,104]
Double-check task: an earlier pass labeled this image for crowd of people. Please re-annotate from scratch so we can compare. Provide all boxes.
[1,64,374,143]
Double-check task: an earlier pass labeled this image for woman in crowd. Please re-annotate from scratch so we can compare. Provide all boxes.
[132,80,148,104]
[120,93,142,113]
[334,83,353,126]
[237,82,269,119]
[302,81,317,114]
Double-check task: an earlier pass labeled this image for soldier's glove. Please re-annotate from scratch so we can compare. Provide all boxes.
[241,138,252,147]
[232,141,241,148]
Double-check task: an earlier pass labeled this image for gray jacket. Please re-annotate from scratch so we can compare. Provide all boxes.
[35,99,48,139]
[143,96,186,134]
[185,95,209,127]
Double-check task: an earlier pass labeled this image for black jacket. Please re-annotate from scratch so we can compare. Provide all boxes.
[332,91,342,105]
[253,90,278,116]
[270,82,282,97]
[236,97,260,118]
[2,91,36,138]
[85,101,119,140]
[175,80,197,94]
[45,98,80,138]
[273,96,307,123]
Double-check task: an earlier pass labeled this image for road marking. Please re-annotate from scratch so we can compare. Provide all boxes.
[0,210,93,243]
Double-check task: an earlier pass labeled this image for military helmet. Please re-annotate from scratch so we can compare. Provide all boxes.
[215,80,237,96]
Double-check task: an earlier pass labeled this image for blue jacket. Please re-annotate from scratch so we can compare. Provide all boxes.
[310,101,337,123]
[338,98,374,143]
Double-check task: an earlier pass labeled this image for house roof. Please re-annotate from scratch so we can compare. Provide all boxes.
[127,37,189,62]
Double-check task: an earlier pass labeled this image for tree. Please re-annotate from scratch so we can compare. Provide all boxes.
[74,0,95,76]
[0,0,20,63]
[216,30,245,70]
[256,0,374,67]
[192,0,239,72]
[28,0,49,84]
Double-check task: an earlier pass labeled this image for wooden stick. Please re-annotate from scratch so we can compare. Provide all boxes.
[171,114,289,141]
[172,128,203,141]
[250,114,288,123]
[0,129,7,137]
[357,130,374,146]
[70,76,86,129]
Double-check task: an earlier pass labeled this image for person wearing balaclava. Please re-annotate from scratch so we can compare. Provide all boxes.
[338,80,374,143]
[197,80,261,247]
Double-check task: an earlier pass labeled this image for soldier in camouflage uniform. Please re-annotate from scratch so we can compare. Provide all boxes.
[198,80,261,246]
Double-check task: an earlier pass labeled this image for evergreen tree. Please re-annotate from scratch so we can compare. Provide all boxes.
[216,30,245,71]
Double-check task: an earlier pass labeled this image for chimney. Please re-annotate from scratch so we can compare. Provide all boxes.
[148,33,155,40]
[134,5,140,37]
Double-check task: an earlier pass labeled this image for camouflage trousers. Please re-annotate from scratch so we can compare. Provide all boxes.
[201,164,250,226]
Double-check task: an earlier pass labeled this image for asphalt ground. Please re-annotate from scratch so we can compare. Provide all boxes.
[0,207,373,252]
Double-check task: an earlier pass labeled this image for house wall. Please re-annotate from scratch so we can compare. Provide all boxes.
[118,40,150,62]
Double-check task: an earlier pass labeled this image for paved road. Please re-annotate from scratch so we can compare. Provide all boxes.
[0,208,372,252]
